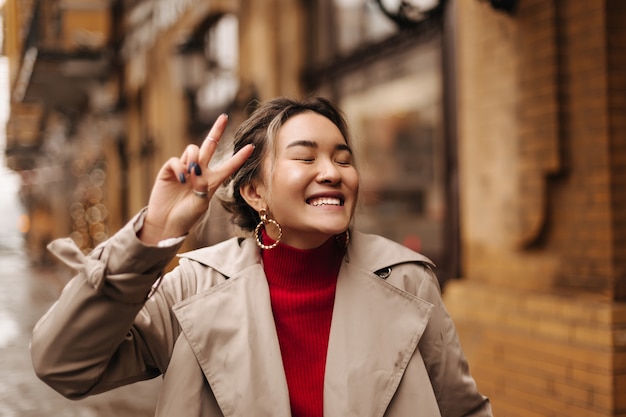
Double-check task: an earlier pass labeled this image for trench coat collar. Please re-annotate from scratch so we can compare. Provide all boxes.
[174,231,434,417]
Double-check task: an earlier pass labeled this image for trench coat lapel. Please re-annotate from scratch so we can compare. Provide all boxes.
[173,260,291,417]
[172,233,434,417]
[324,231,434,417]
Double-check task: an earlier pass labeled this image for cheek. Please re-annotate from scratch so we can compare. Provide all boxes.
[272,164,309,190]
[346,170,360,192]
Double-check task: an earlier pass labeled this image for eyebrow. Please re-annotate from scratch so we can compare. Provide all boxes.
[286,140,353,154]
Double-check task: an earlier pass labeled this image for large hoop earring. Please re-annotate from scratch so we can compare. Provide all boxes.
[254,209,283,250]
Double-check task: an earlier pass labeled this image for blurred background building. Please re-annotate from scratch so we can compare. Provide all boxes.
[2,0,626,416]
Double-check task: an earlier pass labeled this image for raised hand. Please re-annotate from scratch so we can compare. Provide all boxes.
[138,114,254,245]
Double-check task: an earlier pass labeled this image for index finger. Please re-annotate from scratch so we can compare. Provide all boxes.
[198,113,229,167]
[208,144,255,191]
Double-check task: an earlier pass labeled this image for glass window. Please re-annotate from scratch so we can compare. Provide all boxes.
[333,0,397,54]
[341,60,445,265]
[196,14,239,120]
[306,0,454,280]
[176,13,239,135]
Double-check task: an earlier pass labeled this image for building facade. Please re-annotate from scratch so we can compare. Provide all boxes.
[445,1,626,416]
[4,0,118,262]
[3,0,626,415]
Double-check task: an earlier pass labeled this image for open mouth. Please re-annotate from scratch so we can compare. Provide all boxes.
[307,196,344,207]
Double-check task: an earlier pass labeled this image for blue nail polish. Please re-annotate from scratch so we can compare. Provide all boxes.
[194,163,202,176]
[179,173,186,184]
[187,163,193,174]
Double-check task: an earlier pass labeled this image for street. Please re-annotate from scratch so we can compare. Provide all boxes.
[0,242,160,416]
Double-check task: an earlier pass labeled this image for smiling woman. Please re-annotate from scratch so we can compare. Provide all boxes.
[30,97,492,417]
[237,110,359,250]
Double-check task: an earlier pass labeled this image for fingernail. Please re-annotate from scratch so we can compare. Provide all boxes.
[179,173,186,184]
[194,163,202,176]
[221,113,229,119]
[187,163,194,174]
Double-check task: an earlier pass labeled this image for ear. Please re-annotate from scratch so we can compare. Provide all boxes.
[239,180,267,212]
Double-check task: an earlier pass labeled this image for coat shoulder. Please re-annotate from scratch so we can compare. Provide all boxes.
[176,236,260,278]
[349,230,435,272]
[349,231,440,299]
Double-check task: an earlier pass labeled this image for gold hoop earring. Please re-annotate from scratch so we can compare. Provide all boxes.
[254,209,283,250]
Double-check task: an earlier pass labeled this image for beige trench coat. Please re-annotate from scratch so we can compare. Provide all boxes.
[31,210,492,417]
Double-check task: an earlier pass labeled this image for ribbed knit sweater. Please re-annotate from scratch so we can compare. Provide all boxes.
[261,231,345,417]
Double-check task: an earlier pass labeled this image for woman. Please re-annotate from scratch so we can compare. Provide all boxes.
[31,97,492,417]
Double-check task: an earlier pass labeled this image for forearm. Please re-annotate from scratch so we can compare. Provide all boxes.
[31,209,183,398]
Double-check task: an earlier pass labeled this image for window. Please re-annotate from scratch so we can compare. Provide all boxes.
[333,0,397,54]
[305,0,456,281]
[196,14,239,120]
[176,13,239,135]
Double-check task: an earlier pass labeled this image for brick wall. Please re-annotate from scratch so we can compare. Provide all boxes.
[457,0,617,296]
[606,0,626,299]
[450,0,626,415]
[445,282,626,417]
[550,0,614,296]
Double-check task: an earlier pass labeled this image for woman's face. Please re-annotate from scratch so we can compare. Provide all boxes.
[259,111,359,249]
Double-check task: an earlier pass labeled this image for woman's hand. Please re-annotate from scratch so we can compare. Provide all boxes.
[138,114,254,245]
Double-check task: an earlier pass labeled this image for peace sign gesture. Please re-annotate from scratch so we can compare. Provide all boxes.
[138,114,254,245]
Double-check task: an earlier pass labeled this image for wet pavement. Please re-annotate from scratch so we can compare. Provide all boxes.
[0,243,160,416]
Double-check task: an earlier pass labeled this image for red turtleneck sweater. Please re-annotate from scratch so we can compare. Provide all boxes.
[261,231,345,417]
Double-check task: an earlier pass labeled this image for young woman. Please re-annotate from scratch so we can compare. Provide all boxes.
[31,97,492,417]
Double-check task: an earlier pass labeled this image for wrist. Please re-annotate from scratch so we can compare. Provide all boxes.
[138,216,185,245]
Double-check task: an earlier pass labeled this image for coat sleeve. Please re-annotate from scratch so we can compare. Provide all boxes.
[414,265,493,417]
[30,209,185,399]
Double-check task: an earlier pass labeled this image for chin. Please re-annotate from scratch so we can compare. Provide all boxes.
[318,225,350,236]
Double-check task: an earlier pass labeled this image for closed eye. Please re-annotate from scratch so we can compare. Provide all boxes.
[334,150,353,166]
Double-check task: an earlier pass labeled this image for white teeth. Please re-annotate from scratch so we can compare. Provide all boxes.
[309,197,341,206]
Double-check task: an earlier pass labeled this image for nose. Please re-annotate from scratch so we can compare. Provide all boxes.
[317,159,341,184]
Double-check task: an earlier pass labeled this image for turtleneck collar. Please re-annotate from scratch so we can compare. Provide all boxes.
[260,229,346,290]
